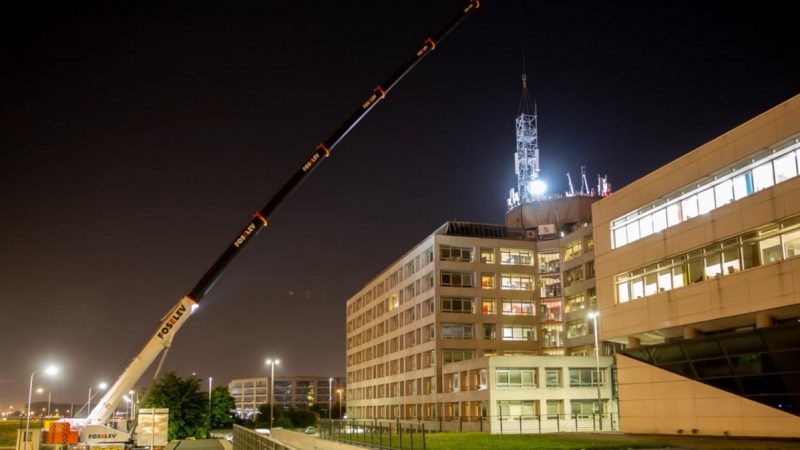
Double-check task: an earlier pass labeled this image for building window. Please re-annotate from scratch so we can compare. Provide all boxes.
[570,399,599,417]
[480,248,495,264]
[545,368,562,387]
[501,325,535,341]
[537,250,560,273]
[442,323,473,340]
[500,273,533,290]
[440,245,473,262]
[500,248,534,265]
[563,266,584,287]
[565,293,586,313]
[566,319,587,338]
[481,299,495,314]
[546,400,562,419]
[481,273,495,289]
[614,213,800,303]
[440,271,473,288]
[564,240,583,261]
[569,368,605,387]
[441,296,474,314]
[542,324,563,348]
[501,299,534,315]
[496,368,537,388]
[481,323,496,340]
[497,400,536,419]
[442,349,474,364]
[610,138,800,249]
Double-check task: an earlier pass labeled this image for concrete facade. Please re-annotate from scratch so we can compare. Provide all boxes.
[593,93,800,437]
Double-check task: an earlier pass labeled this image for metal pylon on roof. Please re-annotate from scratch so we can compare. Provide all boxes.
[508,72,540,208]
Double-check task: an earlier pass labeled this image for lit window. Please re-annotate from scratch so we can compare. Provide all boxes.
[626,221,640,242]
[639,214,653,238]
[652,208,667,232]
[752,162,774,192]
[732,173,752,200]
[500,273,534,291]
[501,299,534,316]
[481,299,495,314]
[616,278,630,303]
[499,248,534,265]
[480,248,495,264]
[501,325,535,341]
[481,273,495,289]
[714,179,734,207]
[698,188,715,214]
[682,195,699,220]
[666,203,682,226]
[774,152,798,183]
[614,227,627,247]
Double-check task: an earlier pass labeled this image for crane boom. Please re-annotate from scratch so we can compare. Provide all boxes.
[88,0,480,424]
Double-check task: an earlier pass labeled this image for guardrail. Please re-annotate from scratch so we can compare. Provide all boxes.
[232,425,293,450]
[320,414,619,449]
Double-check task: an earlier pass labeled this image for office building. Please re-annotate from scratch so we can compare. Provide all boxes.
[593,94,800,437]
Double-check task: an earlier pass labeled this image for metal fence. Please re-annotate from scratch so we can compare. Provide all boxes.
[320,414,618,449]
[232,425,292,450]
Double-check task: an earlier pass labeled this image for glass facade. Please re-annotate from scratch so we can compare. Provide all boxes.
[623,322,800,415]
[611,138,800,249]
[615,214,800,303]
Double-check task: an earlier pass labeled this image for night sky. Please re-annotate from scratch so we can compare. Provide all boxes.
[1,1,798,409]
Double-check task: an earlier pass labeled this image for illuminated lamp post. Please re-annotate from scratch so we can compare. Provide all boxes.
[336,389,343,419]
[87,382,108,419]
[26,365,59,450]
[588,311,603,429]
[265,359,280,429]
[328,378,333,420]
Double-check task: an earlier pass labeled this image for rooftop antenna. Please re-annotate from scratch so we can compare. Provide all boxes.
[508,4,541,208]
[566,172,575,196]
[580,165,590,195]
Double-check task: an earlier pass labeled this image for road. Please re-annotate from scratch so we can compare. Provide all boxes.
[170,439,226,450]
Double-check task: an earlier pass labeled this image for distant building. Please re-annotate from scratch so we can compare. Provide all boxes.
[228,376,345,418]
[593,94,800,437]
[344,220,616,430]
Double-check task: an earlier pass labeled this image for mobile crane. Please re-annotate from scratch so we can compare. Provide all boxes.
[67,1,480,444]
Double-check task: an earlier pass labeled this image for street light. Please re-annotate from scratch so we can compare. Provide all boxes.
[336,389,343,419]
[328,378,333,420]
[265,359,280,429]
[35,389,51,417]
[87,382,108,418]
[207,377,213,438]
[26,365,59,450]
[588,311,603,429]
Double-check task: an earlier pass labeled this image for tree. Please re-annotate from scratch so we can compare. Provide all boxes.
[209,386,235,430]
[142,372,207,440]
[288,408,317,428]
[256,403,282,427]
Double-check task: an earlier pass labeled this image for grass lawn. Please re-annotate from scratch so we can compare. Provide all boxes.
[338,431,669,449]
[336,431,800,450]
[0,420,21,447]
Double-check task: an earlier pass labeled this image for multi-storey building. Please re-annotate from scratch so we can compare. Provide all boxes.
[593,94,800,437]
[345,220,615,431]
[228,376,345,418]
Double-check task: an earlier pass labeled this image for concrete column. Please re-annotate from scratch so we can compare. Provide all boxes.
[756,312,774,328]
[627,336,640,349]
[684,327,700,339]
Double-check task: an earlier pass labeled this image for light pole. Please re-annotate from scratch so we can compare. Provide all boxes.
[336,389,343,419]
[26,365,59,450]
[87,382,108,419]
[589,311,603,429]
[36,389,51,417]
[207,377,213,437]
[265,359,280,429]
[328,378,333,420]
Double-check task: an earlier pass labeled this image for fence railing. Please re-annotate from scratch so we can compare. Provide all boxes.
[232,424,293,450]
[320,413,618,449]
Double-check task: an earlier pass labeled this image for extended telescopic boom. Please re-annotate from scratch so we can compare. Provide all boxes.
[88,0,480,424]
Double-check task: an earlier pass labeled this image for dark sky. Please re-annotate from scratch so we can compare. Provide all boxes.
[1,0,797,409]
